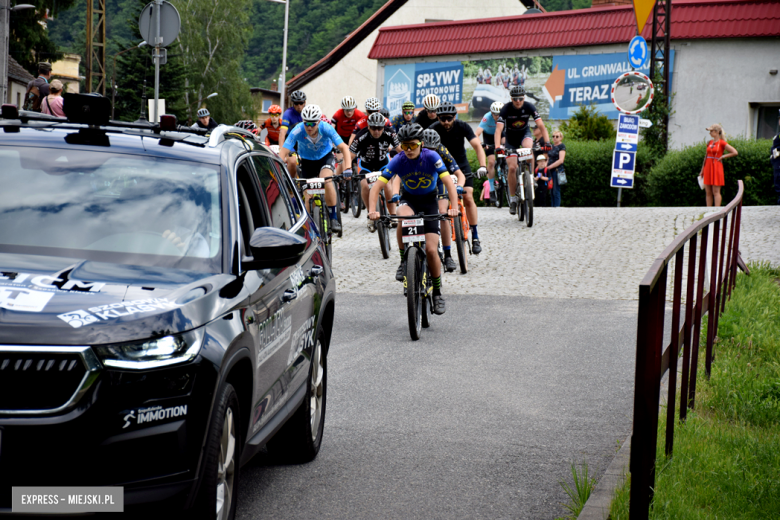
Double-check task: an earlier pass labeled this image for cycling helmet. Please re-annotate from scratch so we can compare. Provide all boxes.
[301,104,322,122]
[397,123,424,142]
[510,85,526,98]
[235,120,259,134]
[490,101,504,114]
[422,128,441,149]
[365,97,381,112]
[290,90,306,104]
[197,108,210,118]
[367,112,386,128]
[320,113,332,124]
[268,104,282,115]
[422,94,440,111]
[437,101,457,116]
[341,96,357,110]
[402,101,415,111]
[380,107,390,119]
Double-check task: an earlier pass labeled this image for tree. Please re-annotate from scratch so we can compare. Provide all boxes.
[10,0,78,74]
[559,103,616,141]
[173,0,255,125]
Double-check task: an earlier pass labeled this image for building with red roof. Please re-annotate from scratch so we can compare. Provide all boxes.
[369,0,780,147]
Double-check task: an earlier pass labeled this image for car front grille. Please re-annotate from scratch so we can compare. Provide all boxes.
[0,346,101,413]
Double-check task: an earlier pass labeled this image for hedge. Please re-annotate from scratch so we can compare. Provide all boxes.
[465,138,776,207]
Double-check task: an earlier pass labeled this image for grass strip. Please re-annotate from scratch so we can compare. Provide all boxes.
[609,262,780,519]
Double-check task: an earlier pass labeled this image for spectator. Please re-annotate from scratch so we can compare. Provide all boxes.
[547,131,566,207]
[534,155,551,207]
[481,178,491,204]
[41,79,66,117]
[771,110,780,205]
[192,108,218,130]
[699,124,737,207]
[24,62,52,112]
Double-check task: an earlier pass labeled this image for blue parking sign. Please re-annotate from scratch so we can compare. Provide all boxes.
[611,150,636,189]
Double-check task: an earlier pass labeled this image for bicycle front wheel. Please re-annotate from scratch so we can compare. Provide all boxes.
[517,169,526,222]
[524,172,534,228]
[335,187,344,238]
[340,181,349,213]
[453,213,468,274]
[313,202,332,260]
[350,179,361,218]
[377,198,390,259]
[495,179,504,209]
[405,248,423,341]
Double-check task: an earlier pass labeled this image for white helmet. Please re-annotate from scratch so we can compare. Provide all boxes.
[269,144,280,154]
[301,104,322,122]
[341,96,357,110]
[422,94,440,111]
[490,101,504,114]
[365,97,381,112]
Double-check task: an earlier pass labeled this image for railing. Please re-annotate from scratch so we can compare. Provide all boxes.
[628,181,746,519]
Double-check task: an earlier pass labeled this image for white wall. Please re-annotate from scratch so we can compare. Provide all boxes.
[297,0,526,118]
[668,39,780,148]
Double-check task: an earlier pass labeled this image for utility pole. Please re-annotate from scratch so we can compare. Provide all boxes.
[649,0,671,150]
[0,0,10,105]
[85,0,107,94]
[153,0,161,123]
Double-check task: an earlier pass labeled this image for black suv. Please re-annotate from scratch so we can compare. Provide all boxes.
[0,96,335,518]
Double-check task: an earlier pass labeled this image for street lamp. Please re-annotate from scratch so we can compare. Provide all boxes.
[266,0,289,114]
[111,40,147,120]
[1,1,36,104]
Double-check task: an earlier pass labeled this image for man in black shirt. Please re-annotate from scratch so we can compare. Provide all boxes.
[495,86,550,215]
[414,93,440,130]
[350,112,402,230]
[430,102,488,254]
[24,62,52,112]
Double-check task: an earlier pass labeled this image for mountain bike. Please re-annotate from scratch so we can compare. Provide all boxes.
[295,176,341,259]
[513,147,534,227]
[362,168,392,259]
[378,213,448,341]
[449,193,470,274]
[493,150,510,209]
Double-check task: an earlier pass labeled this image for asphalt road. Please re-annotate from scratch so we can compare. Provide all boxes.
[237,293,638,519]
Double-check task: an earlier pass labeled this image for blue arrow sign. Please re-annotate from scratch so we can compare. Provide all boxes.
[616,142,638,152]
[628,36,649,69]
[611,176,634,188]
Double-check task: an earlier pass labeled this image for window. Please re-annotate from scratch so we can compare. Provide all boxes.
[251,155,296,230]
[262,99,274,113]
[757,105,780,140]
[236,159,267,255]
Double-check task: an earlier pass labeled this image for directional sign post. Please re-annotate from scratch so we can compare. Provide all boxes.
[612,113,640,206]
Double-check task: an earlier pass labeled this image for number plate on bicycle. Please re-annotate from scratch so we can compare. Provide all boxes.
[304,178,326,195]
[516,148,533,162]
[401,218,425,244]
[366,172,381,188]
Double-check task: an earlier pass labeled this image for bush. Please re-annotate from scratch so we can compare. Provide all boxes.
[646,138,776,206]
[559,104,616,142]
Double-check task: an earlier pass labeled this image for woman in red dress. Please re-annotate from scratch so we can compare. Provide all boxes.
[699,124,738,207]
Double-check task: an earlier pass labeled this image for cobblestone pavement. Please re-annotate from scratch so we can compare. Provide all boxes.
[331,206,779,299]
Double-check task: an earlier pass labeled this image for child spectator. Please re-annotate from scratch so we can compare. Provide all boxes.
[481,178,491,203]
[534,155,551,207]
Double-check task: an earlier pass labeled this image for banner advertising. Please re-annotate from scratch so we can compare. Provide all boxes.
[382,51,674,122]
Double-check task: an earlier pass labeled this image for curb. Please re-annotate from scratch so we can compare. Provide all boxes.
[578,433,632,520]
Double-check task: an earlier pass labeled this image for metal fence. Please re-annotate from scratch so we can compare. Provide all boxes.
[628,181,746,519]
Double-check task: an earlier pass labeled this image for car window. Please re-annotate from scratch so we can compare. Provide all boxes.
[270,158,306,224]
[0,146,221,273]
[235,159,268,256]
[250,155,296,230]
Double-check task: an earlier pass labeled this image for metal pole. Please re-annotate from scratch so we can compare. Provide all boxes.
[280,0,289,113]
[112,54,118,119]
[617,187,622,207]
[0,0,9,105]
[153,0,161,123]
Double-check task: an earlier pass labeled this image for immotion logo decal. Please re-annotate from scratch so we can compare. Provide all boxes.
[122,404,188,429]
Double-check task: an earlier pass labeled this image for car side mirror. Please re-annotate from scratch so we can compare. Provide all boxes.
[244,227,306,270]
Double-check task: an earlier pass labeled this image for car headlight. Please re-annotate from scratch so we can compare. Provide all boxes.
[94,328,205,369]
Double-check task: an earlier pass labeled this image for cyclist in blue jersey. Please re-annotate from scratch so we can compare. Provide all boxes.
[391,101,416,133]
[475,101,504,205]
[279,104,351,234]
[279,90,307,178]
[368,124,458,315]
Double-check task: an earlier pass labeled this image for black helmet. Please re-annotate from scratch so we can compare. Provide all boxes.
[367,112,386,127]
[290,90,306,104]
[397,123,424,142]
[422,129,441,149]
[437,101,457,116]
[380,107,390,119]
[510,86,525,98]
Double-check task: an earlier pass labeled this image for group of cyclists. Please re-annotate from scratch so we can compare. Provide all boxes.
[226,85,549,315]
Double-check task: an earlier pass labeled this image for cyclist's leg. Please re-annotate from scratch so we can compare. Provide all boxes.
[506,153,519,197]
[319,156,338,208]
[486,145,496,199]
[390,176,401,215]
[438,186,451,249]
[425,232,442,278]
[522,131,535,175]
[287,153,298,179]
[361,178,370,209]
[334,148,344,177]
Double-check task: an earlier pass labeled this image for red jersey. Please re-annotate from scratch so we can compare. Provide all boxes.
[331,109,365,138]
[262,118,281,144]
[352,115,393,134]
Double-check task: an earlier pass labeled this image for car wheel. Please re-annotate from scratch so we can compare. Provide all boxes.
[266,330,327,463]
[191,382,241,520]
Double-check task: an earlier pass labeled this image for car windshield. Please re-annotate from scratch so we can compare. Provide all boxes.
[0,146,222,273]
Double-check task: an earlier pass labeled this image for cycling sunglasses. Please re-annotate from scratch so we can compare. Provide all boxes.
[400,141,421,151]
[403,110,414,115]
[270,112,281,116]
[438,115,454,122]
[369,126,385,131]
[293,101,306,106]
[511,97,525,101]
[303,121,318,127]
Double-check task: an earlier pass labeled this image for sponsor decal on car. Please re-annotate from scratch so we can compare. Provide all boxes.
[122,404,188,429]
[256,307,291,366]
[289,315,315,365]
[57,298,178,328]
[0,271,105,313]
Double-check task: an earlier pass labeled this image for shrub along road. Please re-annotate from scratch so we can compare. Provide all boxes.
[236,206,779,519]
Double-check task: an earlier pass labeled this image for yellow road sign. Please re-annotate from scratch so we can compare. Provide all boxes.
[633,0,656,34]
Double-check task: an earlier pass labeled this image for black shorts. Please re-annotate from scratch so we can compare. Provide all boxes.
[506,128,533,149]
[299,154,336,179]
[398,192,440,235]
[484,144,496,157]
[456,162,475,189]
